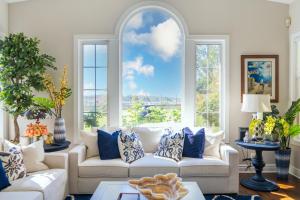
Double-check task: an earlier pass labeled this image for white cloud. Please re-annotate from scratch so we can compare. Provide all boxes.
[123,18,182,61]
[149,18,182,61]
[123,56,154,77]
[126,12,143,30]
[128,81,137,90]
[137,90,150,97]
[123,31,149,45]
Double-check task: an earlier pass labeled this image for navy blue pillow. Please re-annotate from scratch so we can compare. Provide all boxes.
[97,129,121,160]
[182,127,205,158]
[0,159,10,191]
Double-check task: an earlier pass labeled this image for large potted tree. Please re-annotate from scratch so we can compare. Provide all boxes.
[0,33,55,142]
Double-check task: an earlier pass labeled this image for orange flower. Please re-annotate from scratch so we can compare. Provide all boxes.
[25,123,49,138]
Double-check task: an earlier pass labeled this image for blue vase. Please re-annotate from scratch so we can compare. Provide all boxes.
[275,149,291,180]
[54,118,66,144]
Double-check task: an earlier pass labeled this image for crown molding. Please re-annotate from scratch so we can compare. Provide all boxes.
[268,0,294,4]
[5,0,29,3]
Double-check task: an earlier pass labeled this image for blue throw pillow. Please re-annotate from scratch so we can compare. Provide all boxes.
[97,129,121,160]
[182,127,205,158]
[0,159,10,191]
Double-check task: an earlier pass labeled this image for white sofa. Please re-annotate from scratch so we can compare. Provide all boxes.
[69,128,239,194]
[0,153,68,200]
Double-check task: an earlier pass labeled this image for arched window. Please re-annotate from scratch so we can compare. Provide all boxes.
[121,8,184,126]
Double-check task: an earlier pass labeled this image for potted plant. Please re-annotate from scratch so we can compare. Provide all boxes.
[43,65,71,143]
[0,33,56,142]
[264,99,300,180]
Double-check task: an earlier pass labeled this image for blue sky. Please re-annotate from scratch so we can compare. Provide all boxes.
[122,9,183,98]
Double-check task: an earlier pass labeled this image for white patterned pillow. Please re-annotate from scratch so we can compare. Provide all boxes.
[0,147,27,182]
[118,131,145,163]
[154,129,185,162]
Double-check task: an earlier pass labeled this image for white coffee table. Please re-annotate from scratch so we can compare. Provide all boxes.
[91,181,205,200]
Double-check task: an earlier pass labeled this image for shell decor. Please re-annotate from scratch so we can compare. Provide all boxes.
[128,173,189,200]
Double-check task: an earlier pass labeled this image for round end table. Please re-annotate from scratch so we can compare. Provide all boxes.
[44,141,71,152]
[236,140,280,192]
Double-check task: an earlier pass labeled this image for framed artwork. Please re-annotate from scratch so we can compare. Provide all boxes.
[241,55,279,103]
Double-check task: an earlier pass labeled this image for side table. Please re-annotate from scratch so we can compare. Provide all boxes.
[44,141,71,152]
[236,140,280,192]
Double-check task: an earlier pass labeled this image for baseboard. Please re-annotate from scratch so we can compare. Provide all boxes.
[289,165,300,179]
[239,164,276,173]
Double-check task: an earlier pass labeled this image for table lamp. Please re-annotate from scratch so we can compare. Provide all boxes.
[241,94,271,120]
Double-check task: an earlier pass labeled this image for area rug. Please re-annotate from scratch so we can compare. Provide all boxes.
[66,194,262,200]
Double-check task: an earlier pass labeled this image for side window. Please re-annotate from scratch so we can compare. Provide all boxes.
[195,44,222,131]
[82,44,108,129]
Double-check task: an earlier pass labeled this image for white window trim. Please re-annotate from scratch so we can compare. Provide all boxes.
[187,35,230,143]
[73,34,118,143]
[290,32,300,146]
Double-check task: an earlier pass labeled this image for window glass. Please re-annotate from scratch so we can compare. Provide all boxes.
[122,9,183,126]
[83,44,108,129]
[196,44,221,131]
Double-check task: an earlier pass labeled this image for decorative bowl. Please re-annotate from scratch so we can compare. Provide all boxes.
[128,173,188,200]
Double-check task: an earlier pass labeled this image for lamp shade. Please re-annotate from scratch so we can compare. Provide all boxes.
[241,94,271,113]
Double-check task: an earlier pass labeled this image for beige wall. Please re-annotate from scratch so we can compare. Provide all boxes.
[8,0,289,165]
[0,0,8,35]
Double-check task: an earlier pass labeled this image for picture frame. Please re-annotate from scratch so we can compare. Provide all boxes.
[241,55,279,103]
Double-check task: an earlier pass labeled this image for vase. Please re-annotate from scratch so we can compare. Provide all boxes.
[54,117,66,144]
[275,148,291,180]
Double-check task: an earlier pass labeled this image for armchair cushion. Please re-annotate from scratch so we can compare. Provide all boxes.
[3,169,67,200]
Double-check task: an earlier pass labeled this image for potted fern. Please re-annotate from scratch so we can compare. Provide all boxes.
[264,99,300,180]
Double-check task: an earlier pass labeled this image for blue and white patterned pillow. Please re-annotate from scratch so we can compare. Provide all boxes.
[118,131,145,163]
[155,129,185,162]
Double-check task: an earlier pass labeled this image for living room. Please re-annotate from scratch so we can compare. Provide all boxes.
[0,0,300,199]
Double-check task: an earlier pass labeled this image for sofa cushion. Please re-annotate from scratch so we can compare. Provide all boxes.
[79,156,129,178]
[1,145,27,182]
[182,127,205,158]
[0,159,10,191]
[132,127,164,153]
[204,131,224,158]
[129,154,179,177]
[3,169,67,200]
[97,129,121,160]
[80,131,98,158]
[179,156,229,177]
[154,129,185,162]
[118,131,145,163]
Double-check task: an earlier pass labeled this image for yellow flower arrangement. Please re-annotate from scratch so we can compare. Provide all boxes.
[43,65,72,118]
[279,118,290,137]
[264,116,277,135]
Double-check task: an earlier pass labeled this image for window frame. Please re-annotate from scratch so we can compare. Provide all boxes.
[73,4,230,143]
[187,35,230,142]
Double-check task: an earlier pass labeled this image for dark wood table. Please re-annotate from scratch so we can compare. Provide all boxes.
[236,140,280,192]
[44,141,71,152]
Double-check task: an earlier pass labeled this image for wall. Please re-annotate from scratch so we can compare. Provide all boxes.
[8,0,289,166]
[0,0,8,35]
[289,0,300,178]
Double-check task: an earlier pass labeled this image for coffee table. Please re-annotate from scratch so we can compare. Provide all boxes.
[91,181,205,200]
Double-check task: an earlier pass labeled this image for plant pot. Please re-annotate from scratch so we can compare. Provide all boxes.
[54,118,66,144]
[275,148,291,180]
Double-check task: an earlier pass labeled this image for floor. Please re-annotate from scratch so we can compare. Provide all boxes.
[240,173,300,200]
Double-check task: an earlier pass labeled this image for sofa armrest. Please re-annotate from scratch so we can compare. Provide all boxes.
[220,144,239,163]
[44,152,68,170]
[69,144,86,194]
[220,144,239,193]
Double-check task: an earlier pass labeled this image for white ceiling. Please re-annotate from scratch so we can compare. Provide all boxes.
[4,0,295,4]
